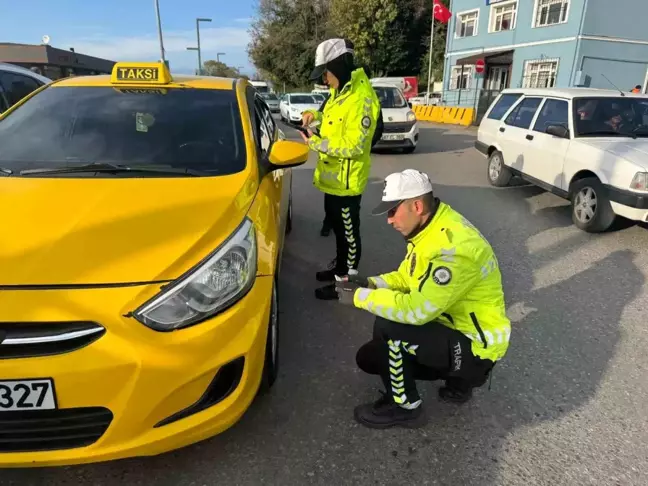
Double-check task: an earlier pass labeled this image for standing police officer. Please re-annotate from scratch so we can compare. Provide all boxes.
[335,169,511,428]
[299,38,381,300]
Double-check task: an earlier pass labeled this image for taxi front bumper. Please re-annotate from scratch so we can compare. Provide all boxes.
[0,276,273,467]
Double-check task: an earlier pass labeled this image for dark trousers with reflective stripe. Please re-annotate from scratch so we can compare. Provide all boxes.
[324,193,361,273]
[356,317,495,405]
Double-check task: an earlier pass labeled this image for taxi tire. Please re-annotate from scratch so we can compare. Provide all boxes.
[258,281,279,395]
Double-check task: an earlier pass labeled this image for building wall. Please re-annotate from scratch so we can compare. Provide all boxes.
[575,40,648,91]
[446,0,585,55]
[582,0,648,40]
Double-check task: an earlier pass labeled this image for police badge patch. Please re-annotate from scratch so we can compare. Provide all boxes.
[409,252,417,276]
[432,266,452,285]
[361,116,371,128]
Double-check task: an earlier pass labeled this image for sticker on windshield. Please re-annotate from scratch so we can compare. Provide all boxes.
[135,112,155,133]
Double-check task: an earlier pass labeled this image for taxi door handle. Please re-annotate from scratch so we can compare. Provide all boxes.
[526,134,534,141]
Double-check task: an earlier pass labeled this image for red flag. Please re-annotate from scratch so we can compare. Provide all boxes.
[433,0,452,23]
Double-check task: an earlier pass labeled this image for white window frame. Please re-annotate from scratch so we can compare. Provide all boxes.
[642,67,648,94]
[488,0,518,33]
[455,9,480,39]
[532,0,570,28]
[449,65,475,90]
[522,58,560,89]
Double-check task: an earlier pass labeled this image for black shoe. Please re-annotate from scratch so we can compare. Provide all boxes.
[315,259,339,282]
[354,391,426,429]
[315,283,338,300]
[438,385,473,404]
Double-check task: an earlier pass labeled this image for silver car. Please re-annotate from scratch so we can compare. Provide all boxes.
[0,62,52,112]
[259,92,280,113]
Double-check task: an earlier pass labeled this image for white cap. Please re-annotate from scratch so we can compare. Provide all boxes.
[372,169,433,215]
[309,38,354,80]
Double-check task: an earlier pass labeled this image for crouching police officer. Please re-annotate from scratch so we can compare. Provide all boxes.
[336,169,511,429]
[299,38,382,300]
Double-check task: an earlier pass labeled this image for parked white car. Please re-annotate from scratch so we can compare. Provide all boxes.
[410,91,442,106]
[476,87,648,232]
[279,93,321,124]
[371,80,419,154]
[0,62,51,112]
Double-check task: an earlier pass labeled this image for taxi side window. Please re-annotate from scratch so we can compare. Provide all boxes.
[254,98,274,156]
[0,72,41,107]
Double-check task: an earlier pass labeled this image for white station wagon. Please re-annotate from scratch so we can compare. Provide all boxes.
[475,88,648,232]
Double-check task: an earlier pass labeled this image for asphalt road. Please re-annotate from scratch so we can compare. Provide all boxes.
[3,120,648,485]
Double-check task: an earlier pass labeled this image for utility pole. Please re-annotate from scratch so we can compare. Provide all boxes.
[154,0,166,63]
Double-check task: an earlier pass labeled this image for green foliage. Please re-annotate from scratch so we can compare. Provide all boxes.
[248,0,449,88]
[202,60,242,77]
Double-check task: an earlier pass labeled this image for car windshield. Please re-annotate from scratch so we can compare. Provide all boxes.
[261,93,278,101]
[290,95,316,104]
[0,86,246,176]
[374,86,408,109]
[573,96,648,138]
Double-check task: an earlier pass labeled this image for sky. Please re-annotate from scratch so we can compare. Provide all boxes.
[2,0,258,75]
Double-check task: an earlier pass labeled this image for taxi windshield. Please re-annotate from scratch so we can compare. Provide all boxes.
[0,86,246,176]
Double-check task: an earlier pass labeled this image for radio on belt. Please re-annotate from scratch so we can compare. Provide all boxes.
[110,62,173,85]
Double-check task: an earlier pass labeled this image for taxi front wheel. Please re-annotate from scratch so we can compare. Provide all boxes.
[258,281,280,394]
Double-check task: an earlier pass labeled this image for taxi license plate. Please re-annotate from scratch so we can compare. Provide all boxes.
[382,134,405,141]
[0,379,57,411]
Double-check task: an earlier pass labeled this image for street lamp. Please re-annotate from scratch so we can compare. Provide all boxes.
[217,52,226,63]
[186,17,212,75]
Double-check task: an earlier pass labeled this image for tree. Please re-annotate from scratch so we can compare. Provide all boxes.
[202,60,242,77]
[248,0,333,90]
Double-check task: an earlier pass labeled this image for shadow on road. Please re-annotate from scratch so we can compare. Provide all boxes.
[3,169,643,485]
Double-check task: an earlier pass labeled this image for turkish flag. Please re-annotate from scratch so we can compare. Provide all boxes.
[433,0,452,23]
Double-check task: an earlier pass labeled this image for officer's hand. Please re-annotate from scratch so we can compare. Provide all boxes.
[335,280,359,306]
[339,275,376,289]
[302,112,315,127]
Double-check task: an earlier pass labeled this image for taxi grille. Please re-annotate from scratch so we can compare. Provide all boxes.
[0,321,105,359]
[0,407,113,452]
[382,121,416,133]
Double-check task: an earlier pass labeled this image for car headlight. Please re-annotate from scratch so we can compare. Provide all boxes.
[407,111,416,122]
[630,172,648,191]
[132,218,257,332]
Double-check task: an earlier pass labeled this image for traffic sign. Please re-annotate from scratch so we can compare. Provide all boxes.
[475,59,485,74]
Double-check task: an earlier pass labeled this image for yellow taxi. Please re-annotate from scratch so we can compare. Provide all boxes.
[0,62,308,466]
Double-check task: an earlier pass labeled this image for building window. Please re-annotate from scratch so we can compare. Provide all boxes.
[534,0,569,27]
[490,1,517,32]
[522,59,559,88]
[456,10,479,38]
[450,65,474,90]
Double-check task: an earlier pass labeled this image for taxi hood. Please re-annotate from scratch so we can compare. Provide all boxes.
[0,173,257,286]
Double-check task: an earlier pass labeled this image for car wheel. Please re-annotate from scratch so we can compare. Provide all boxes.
[402,145,416,154]
[487,150,512,187]
[258,281,279,394]
[570,177,618,233]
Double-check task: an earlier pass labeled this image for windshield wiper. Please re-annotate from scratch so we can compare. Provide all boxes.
[19,162,207,177]
[0,168,12,176]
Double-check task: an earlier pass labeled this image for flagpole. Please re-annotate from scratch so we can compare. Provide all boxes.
[426,11,435,105]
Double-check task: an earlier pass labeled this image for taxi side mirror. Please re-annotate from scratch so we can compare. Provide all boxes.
[268,140,309,169]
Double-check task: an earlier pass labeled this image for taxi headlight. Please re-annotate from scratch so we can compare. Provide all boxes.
[407,111,416,122]
[132,218,257,332]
